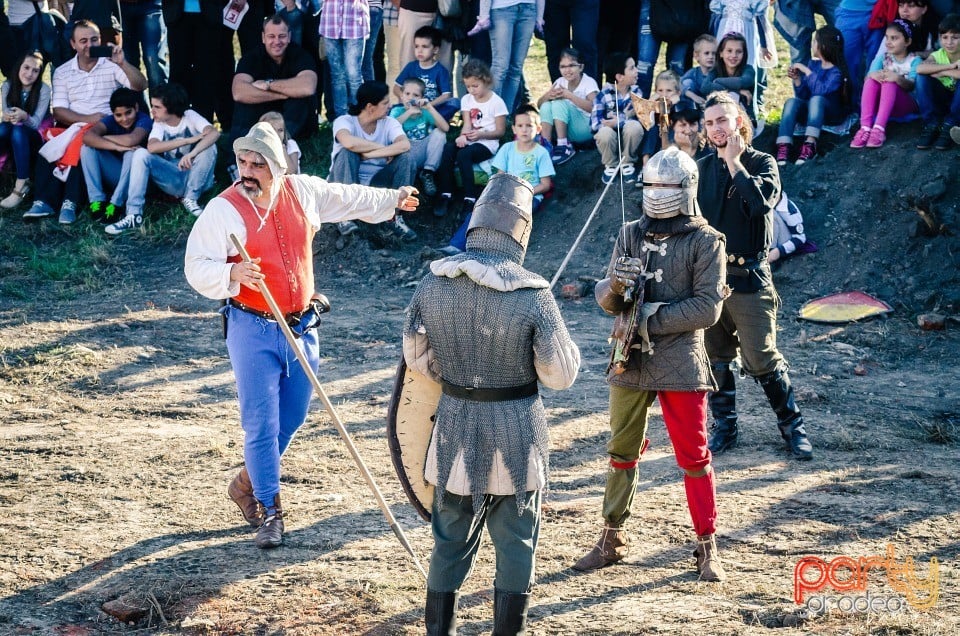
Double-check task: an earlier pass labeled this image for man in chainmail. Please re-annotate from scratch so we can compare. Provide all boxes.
[403,172,580,636]
[572,146,729,582]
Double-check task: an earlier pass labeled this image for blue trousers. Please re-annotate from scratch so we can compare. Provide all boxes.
[915,74,960,126]
[835,7,883,105]
[636,0,687,98]
[0,122,40,180]
[224,306,319,506]
[428,489,541,594]
[776,95,846,142]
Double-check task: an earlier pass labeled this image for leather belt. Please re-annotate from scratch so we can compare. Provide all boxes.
[440,380,538,402]
[228,299,309,326]
[727,251,767,267]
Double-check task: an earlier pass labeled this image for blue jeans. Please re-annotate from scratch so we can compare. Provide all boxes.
[915,74,960,126]
[637,0,687,97]
[126,146,217,215]
[776,95,845,142]
[121,0,168,90]
[543,0,600,81]
[835,7,883,105]
[774,0,840,65]
[80,145,137,205]
[0,122,40,179]
[224,306,319,506]
[325,37,365,118]
[362,6,384,83]
[490,2,537,113]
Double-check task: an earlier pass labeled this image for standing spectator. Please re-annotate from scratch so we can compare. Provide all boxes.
[590,52,643,185]
[0,51,50,209]
[328,81,416,240]
[5,0,56,72]
[71,0,124,45]
[835,0,884,102]
[163,0,228,129]
[774,0,841,65]
[363,0,384,81]
[108,82,219,234]
[596,0,639,71]
[915,12,960,150]
[0,3,15,78]
[80,87,152,224]
[398,0,453,70]
[121,0,168,89]
[489,0,543,113]
[537,46,599,164]
[697,91,814,461]
[276,0,305,44]
[22,19,147,224]
[231,14,318,143]
[319,0,370,118]
[637,0,709,97]
[776,25,850,165]
[542,0,599,82]
[382,0,403,92]
[393,25,458,120]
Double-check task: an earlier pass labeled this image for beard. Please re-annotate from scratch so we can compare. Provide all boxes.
[240,178,263,198]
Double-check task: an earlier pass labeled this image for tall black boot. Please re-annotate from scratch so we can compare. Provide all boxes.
[758,369,813,460]
[708,362,739,454]
[492,589,530,636]
[425,590,458,636]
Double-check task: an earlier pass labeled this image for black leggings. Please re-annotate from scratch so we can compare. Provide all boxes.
[436,141,494,200]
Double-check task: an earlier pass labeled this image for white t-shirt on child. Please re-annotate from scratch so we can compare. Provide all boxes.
[286,138,301,174]
[148,110,213,161]
[461,92,509,154]
[551,74,600,113]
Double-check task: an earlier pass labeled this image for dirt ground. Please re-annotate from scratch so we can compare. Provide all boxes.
[1,125,958,635]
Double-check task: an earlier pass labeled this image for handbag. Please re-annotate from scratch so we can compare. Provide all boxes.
[438,0,461,18]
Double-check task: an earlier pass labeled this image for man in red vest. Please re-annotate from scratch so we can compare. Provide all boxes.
[185,122,419,548]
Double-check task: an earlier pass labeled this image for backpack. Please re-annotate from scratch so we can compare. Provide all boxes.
[648,0,710,45]
[22,2,72,70]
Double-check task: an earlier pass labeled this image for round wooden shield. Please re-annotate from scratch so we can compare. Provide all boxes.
[386,356,440,522]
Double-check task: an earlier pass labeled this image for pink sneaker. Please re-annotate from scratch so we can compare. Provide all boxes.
[866,127,886,148]
[776,143,790,166]
[795,141,816,165]
[850,127,871,148]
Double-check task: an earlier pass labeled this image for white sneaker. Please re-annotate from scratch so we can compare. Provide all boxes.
[182,198,202,216]
[337,220,359,236]
[392,215,417,240]
[105,214,143,235]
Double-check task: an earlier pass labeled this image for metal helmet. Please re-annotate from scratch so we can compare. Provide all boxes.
[467,172,534,252]
[641,146,701,219]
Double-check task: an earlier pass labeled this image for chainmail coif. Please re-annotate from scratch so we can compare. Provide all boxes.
[405,227,567,515]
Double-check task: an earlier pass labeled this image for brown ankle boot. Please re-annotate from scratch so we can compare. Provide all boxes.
[227,467,264,527]
[694,534,726,582]
[572,525,627,572]
[255,494,284,549]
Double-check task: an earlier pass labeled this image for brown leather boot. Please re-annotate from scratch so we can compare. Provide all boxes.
[227,467,264,527]
[572,525,627,572]
[255,494,284,549]
[693,534,727,582]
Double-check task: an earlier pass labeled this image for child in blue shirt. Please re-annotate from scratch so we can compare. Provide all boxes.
[682,34,718,107]
[79,87,153,223]
[393,26,459,121]
[443,104,554,254]
[389,77,449,198]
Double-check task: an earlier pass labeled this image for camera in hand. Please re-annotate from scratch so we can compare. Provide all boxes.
[89,45,113,58]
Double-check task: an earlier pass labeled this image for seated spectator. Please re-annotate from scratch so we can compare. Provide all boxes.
[702,32,759,127]
[22,19,147,224]
[106,82,219,234]
[639,70,685,168]
[769,192,812,264]
[536,47,599,166]
[776,25,851,165]
[590,51,643,185]
[231,13,318,145]
[0,51,50,210]
[850,19,920,149]
[389,77,449,199]
[669,102,712,160]
[80,87,152,224]
[329,81,415,240]
[393,26,459,121]
[682,34,718,107]
[434,58,508,219]
[443,103,554,255]
[915,13,960,150]
[259,111,302,174]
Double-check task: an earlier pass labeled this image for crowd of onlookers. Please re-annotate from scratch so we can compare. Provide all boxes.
[1,1,959,251]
